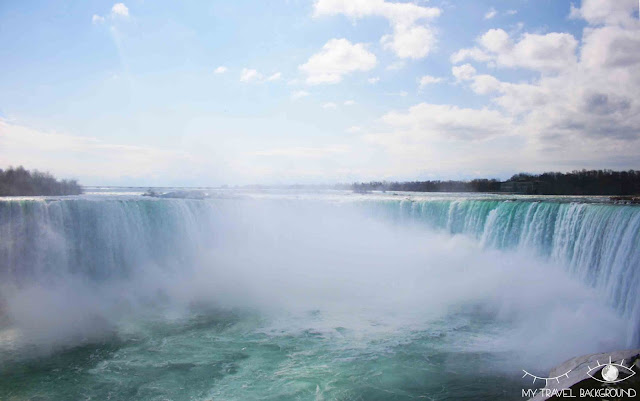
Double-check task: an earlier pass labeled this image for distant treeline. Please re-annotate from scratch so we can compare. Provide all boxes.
[508,170,640,195]
[352,170,640,195]
[352,179,501,193]
[0,166,82,196]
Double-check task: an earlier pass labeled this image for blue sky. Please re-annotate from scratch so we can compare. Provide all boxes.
[1,0,639,185]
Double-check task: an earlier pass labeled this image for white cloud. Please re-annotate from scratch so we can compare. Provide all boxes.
[418,75,443,88]
[240,68,263,83]
[368,77,380,84]
[214,66,228,74]
[299,38,377,84]
[580,24,640,69]
[344,100,356,106]
[453,28,578,71]
[267,72,282,81]
[313,0,441,59]
[468,74,503,95]
[479,28,512,53]
[92,14,105,24]
[111,3,129,17]
[452,64,476,81]
[313,0,440,28]
[346,126,362,133]
[452,65,504,94]
[322,102,338,109]
[291,90,310,100]
[432,1,640,168]
[450,47,490,64]
[380,103,512,141]
[569,0,637,27]
[505,32,578,71]
[506,10,518,16]
[381,25,436,59]
[484,8,497,20]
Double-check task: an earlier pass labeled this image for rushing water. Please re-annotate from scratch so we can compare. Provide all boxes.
[0,190,638,400]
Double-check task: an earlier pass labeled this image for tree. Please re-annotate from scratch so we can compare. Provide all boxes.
[0,166,82,196]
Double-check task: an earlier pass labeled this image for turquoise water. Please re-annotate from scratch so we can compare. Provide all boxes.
[1,309,529,400]
[0,190,638,400]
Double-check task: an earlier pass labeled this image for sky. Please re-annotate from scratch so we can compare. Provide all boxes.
[0,0,639,186]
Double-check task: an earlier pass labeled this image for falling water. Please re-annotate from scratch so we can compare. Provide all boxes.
[361,198,640,343]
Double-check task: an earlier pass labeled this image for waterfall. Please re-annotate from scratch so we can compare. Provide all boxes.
[1,196,638,344]
[0,198,220,282]
[362,198,640,344]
